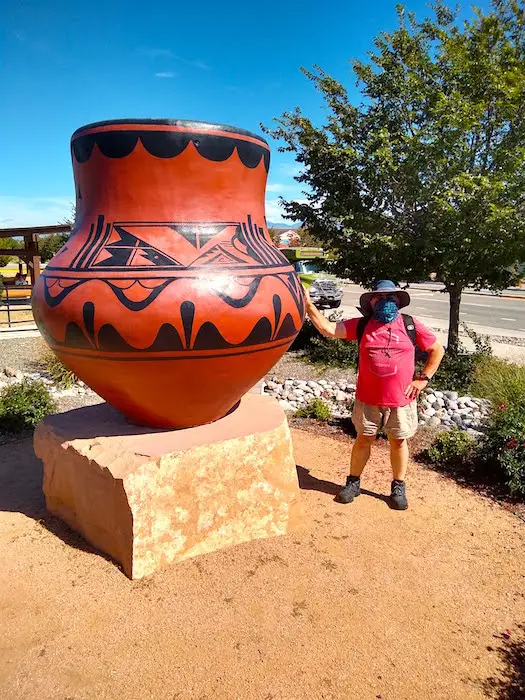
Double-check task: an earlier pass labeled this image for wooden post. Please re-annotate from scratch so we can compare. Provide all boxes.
[25,234,41,286]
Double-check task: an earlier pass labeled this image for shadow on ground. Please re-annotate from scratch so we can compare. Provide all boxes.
[482,626,525,699]
[296,464,390,505]
[0,435,114,563]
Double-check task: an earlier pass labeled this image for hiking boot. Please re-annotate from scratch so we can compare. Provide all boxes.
[390,480,408,510]
[338,476,361,504]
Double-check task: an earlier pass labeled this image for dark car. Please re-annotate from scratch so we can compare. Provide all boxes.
[309,279,343,309]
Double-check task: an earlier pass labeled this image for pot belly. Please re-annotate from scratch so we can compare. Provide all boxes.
[32,269,304,428]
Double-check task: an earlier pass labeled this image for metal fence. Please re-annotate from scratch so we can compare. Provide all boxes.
[0,284,34,328]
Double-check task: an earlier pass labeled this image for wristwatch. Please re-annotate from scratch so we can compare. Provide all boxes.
[416,373,431,382]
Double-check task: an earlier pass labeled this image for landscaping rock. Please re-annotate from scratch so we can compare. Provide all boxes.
[265,376,490,435]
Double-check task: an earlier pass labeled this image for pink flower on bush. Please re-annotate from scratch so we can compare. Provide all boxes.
[506,438,518,449]
[498,401,507,411]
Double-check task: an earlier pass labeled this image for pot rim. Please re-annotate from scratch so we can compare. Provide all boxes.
[72,118,269,145]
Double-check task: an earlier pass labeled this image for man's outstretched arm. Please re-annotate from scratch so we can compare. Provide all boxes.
[304,288,348,339]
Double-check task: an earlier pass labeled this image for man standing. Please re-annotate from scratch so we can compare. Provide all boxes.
[304,280,444,510]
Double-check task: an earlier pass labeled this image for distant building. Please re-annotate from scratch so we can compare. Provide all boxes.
[273,228,301,248]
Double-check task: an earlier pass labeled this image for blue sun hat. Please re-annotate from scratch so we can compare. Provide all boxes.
[359,280,411,314]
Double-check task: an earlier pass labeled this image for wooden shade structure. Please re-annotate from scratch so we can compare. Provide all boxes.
[0,224,71,284]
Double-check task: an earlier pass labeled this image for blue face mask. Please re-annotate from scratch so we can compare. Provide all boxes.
[373,296,399,323]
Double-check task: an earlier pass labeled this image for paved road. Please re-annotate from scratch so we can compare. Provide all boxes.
[341,283,525,334]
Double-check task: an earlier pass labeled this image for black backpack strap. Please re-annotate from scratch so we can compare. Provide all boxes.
[356,315,371,369]
[402,314,430,369]
[401,314,417,348]
[356,315,370,345]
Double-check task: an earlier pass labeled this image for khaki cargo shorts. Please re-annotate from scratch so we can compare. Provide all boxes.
[352,399,418,439]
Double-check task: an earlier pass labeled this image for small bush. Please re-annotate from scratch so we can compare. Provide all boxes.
[425,428,479,471]
[483,403,525,497]
[296,397,332,421]
[43,351,78,389]
[304,336,358,369]
[0,379,56,432]
[431,327,492,394]
[472,356,525,408]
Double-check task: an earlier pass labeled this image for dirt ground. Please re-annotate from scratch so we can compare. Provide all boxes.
[1,428,524,700]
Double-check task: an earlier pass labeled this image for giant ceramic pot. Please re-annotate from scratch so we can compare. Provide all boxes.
[32,119,305,428]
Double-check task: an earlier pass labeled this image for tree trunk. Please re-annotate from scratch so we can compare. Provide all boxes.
[447,285,463,354]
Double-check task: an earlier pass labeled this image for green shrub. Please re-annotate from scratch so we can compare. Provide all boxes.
[304,336,358,369]
[431,327,492,394]
[483,403,525,497]
[296,397,332,421]
[471,356,525,408]
[43,351,78,389]
[425,428,479,471]
[0,379,56,432]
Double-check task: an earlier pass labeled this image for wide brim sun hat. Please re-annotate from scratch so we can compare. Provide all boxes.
[359,280,411,315]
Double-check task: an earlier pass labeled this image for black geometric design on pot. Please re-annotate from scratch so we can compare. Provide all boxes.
[43,278,87,308]
[192,243,250,267]
[272,294,282,339]
[278,272,305,318]
[275,313,299,341]
[215,277,262,309]
[48,215,292,272]
[71,131,270,172]
[64,322,92,349]
[148,324,184,352]
[193,323,232,350]
[92,226,182,268]
[83,302,96,344]
[239,317,273,346]
[180,301,195,349]
[54,313,298,353]
[105,279,175,311]
[169,223,230,248]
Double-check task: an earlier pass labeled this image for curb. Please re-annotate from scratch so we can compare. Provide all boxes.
[405,286,525,300]
[341,282,525,300]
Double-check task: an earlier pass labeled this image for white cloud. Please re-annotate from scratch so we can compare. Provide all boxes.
[266,183,286,193]
[265,198,293,223]
[279,162,303,177]
[155,72,175,78]
[0,196,73,228]
[142,48,209,70]
[265,197,310,224]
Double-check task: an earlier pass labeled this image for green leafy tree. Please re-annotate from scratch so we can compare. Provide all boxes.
[0,237,23,268]
[296,227,322,247]
[263,1,525,351]
[38,204,74,263]
[39,232,69,263]
[268,227,281,245]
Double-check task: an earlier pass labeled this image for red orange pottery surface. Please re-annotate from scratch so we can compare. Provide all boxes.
[32,119,305,427]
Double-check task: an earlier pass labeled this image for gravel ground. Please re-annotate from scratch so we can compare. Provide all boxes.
[0,337,47,372]
[1,429,524,699]
[268,351,356,383]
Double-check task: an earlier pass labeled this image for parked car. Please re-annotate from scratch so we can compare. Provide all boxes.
[308,278,343,309]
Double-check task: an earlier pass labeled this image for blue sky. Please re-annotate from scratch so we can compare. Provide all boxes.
[1,0,490,228]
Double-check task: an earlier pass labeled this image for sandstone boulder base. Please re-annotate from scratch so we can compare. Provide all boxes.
[33,395,302,579]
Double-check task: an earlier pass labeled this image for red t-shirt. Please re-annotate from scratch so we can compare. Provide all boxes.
[344,316,437,407]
